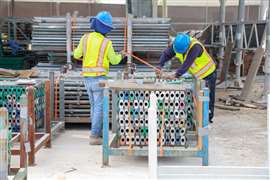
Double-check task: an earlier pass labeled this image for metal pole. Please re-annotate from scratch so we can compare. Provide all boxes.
[66,13,72,69]
[49,72,55,123]
[162,0,167,18]
[219,0,226,62]
[152,0,158,18]
[235,0,245,87]
[127,14,132,64]
[148,92,157,179]
[259,0,268,21]
[264,0,270,97]
[268,94,270,177]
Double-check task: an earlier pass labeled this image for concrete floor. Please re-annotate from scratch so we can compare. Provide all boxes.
[25,109,267,179]
[26,89,267,180]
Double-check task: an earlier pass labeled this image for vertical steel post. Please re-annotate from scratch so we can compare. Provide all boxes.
[152,0,158,18]
[202,88,209,166]
[148,92,158,179]
[45,80,51,148]
[219,0,226,62]
[102,88,109,166]
[0,108,8,180]
[162,0,167,17]
[27,86,35,166]
[66,13,72,69]
[59,79,65,122]
[267,94,270,175]
[127,14,132,64]
[19,95,28,171]
[264,0,270,97]
[235,0,245,87]
[49,72,54,123]
[259,0,268,21]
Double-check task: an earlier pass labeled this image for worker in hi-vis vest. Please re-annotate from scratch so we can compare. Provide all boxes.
[74,11,126,145]
[157,33,217,123]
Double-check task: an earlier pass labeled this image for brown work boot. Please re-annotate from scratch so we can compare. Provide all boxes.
[89,135,103,145]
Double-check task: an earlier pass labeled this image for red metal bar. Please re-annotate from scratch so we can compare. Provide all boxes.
[45,80,52,148]
[27,86,35,166]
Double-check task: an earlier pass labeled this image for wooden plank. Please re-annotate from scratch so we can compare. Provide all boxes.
[240,47,265,100]
[10,133,20,144]
[34,134,50,153]
[215,104,240,111]
[13,168,27,180]
[218,41,234,84]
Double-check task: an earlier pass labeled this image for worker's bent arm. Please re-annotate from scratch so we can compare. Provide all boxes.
[159,45,176,68]
[175,44,203,77]
[107,42,122,65]
[73,35,85,60]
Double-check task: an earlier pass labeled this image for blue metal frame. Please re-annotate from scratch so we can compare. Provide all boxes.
[103,88,110,166]
[102,81,210,166]
[202,88,209,166]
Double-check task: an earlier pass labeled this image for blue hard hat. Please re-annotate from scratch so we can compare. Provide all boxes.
[173,33,191,54]
[90,11,114,35]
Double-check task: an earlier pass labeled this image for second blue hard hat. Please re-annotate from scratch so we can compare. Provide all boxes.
[90,11,114,35]
[173,33,191,54]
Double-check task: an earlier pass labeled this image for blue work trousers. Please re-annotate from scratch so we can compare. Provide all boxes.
[203,70,217,121]
[84,76,106,137]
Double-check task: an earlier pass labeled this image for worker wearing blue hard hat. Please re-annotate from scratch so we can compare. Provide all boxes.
[157,33,217,123]
[74,11,126,145]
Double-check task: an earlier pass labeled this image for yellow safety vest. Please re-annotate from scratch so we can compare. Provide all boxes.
[175,38,216,79]
[82,32,111,77]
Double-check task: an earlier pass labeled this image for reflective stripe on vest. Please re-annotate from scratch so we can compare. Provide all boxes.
[82,67,107,73]
[97,38,110,67]
[193,60,215,78]
[176,38,215,79]
[83,34,90,57]
[82,33,110,74]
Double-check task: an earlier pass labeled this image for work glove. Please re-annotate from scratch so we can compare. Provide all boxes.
[161,72,177,80]
[155,67,162,79]
[120,50,127,59]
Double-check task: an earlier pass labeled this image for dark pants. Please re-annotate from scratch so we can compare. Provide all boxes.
[203,70,217,121]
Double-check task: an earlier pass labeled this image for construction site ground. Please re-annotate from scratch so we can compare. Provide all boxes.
[24,81,267,180]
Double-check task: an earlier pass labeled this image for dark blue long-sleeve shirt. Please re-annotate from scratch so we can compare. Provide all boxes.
[159,44,203,77]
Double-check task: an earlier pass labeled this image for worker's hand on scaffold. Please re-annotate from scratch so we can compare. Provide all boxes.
[161,72,176,80]
[155,67,162,78]
[120,50,127,59]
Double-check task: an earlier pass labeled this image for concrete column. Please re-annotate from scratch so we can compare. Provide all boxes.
[259,0,268,21]
[162,0,167,17]
[219,0,226,61]
[264,0,270,97]
[152,0,158,18]
[66,13,72,69]
[235,0,245,87]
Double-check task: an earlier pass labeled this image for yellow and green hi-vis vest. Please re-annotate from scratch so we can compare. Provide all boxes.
[175,38,216,79]
[81,32,111,77]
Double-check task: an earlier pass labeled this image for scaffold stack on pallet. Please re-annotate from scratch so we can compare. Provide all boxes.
[101,78,209,166]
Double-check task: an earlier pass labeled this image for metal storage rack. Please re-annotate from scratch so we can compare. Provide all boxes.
[101,79,209,166]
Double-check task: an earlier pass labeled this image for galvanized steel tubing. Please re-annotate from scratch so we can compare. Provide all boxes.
[31,16,171,63]
[0,83,46,132]
[117,88,194,147]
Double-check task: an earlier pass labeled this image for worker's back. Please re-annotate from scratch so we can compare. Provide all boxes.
[80,32,111,77]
